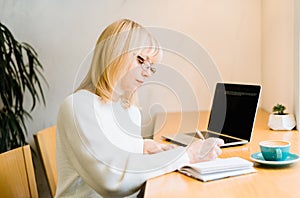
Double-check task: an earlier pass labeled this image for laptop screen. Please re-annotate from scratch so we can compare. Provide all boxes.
[207,83,261,141]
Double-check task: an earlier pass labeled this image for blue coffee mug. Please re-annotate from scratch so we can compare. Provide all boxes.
[259,140,290,161]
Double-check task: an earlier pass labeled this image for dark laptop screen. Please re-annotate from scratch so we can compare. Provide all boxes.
[207,83,261,141]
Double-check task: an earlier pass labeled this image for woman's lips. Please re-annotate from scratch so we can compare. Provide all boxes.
[136,79,144,84]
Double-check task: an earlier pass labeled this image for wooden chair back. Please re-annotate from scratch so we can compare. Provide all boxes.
[0,145,38,198]
[34,126,57,197]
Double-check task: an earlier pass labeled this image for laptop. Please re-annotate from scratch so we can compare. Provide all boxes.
[162,83,261,147]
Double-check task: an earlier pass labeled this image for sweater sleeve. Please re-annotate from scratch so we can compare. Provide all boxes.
[57,92,189,197]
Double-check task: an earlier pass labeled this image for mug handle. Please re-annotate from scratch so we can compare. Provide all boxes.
[275,148,282,160]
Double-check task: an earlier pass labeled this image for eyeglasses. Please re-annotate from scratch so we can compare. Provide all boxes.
[137,55,157,74]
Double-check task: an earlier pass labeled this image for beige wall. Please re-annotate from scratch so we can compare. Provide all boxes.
[0,0,262,135]
[2,0,297,140]
[294,0,300,127]
[261,0,295,114]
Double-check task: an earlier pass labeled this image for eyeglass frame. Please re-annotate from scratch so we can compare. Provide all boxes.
[136,55,157,74]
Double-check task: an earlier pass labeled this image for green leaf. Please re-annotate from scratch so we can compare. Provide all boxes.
[0,22,48,153]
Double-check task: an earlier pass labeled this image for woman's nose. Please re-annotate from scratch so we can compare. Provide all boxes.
[141,69,152,77]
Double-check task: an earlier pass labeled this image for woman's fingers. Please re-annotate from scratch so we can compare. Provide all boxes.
[144,139,176,154]
[187,138,224,163]
[161,144,176,151]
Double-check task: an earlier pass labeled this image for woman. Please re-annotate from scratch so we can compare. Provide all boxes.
[55,19,223,198]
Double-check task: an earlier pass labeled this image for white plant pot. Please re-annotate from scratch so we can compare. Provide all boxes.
[268,114,296,131]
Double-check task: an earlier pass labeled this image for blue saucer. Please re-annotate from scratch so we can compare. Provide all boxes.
[250,152,300,166]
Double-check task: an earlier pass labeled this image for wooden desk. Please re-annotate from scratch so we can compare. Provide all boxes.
[144,109,300,198]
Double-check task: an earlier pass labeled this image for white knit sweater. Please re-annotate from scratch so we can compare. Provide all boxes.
[55,90,189,198]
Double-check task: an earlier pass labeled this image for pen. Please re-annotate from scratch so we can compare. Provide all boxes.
[195,128,205,140]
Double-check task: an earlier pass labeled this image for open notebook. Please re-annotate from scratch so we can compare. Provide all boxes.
[178,157,256,182]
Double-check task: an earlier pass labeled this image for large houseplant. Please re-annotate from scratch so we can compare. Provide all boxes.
[0,22,46,154]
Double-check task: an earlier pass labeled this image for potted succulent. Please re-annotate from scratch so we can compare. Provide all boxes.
[268,104,296,130]
[0,22,47,154]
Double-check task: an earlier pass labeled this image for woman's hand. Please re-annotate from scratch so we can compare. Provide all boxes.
[187,138,224,163]
[143,139,176,154]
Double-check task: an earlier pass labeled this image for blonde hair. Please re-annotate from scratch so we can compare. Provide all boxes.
[77,19,162,106]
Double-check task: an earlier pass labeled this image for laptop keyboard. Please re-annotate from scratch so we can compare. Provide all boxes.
[219,136,240,144]
[187,131,240,144]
